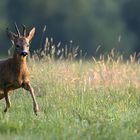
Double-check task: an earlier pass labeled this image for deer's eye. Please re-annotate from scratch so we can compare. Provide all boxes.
[16,45,20,48]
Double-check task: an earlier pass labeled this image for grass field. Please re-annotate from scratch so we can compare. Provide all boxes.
[0,55,140,140]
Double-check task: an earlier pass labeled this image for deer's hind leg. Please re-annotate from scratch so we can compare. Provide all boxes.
[4,90,11,113]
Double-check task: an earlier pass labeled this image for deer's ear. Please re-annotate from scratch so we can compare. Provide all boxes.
[27,27,35,41]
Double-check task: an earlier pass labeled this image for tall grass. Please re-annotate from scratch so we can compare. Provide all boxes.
[1,38,140,140]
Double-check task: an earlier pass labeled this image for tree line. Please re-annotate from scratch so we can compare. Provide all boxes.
[0,0,139,58]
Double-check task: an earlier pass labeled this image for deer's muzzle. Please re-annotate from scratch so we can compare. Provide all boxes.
[20,51,28,57]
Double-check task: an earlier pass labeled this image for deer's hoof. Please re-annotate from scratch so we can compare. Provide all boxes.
[4,108,8,113]
[34,104,39,115]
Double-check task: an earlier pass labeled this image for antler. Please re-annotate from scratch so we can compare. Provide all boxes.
[22,24,26,37]
[14,22,20,37]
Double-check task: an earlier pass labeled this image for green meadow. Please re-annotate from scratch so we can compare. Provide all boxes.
[0,55,140,140]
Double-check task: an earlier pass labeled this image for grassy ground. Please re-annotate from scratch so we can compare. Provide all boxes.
[0,57,140,140]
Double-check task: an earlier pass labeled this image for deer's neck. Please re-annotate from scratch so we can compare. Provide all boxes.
[9,54,30,85]
[12,54,28,73]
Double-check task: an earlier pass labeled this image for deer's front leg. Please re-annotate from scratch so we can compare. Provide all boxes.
[23,82,39,115]
[4,90,11,113]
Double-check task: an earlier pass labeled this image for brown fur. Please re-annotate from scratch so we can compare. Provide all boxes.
[0,24,39,115]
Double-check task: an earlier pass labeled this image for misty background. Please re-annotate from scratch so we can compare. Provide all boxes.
[0,0,140,58]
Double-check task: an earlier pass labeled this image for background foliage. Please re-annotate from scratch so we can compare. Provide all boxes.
[0,0,140,58]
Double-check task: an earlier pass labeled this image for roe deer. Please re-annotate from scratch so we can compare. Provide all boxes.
[0,23,39,115]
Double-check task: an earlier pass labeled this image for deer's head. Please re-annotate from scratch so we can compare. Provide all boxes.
[6,23,35,60]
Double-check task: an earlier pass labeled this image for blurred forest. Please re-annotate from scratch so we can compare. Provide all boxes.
[0,0,140,58]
